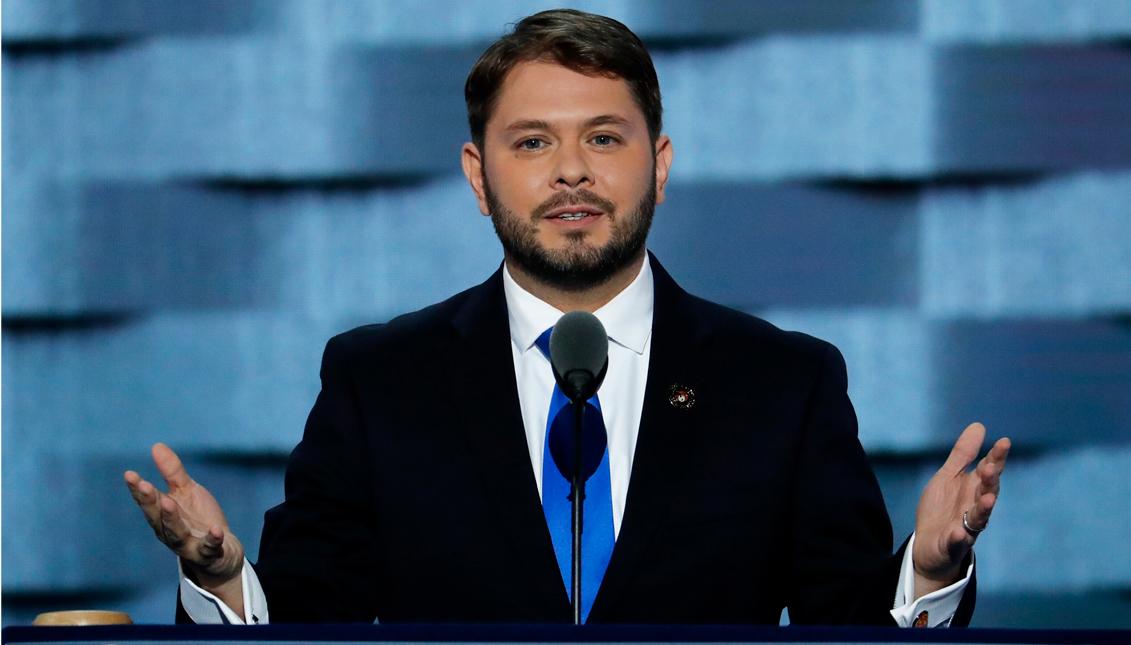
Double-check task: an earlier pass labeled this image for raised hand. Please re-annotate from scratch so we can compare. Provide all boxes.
[912,422,1010,598]
[124,443,245,612]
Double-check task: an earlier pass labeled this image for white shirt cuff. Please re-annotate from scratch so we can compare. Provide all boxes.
[889,532,972,628]
[178,558,269,625]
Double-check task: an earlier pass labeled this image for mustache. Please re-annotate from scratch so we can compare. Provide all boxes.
[531,189,616,219]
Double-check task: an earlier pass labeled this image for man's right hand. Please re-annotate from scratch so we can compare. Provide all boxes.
[124,443,246,616]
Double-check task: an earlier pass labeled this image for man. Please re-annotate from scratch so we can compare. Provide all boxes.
[125,9,1009,626]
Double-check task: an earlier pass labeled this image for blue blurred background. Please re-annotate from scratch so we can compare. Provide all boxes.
[3,0,1131,628]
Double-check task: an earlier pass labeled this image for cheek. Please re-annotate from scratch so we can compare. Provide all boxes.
[596,159,651,204]
[487,160,548,207]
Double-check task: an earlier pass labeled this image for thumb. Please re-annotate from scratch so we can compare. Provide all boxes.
[152,443,193,489]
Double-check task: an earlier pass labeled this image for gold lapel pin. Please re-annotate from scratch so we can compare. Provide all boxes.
[668,383,696,409]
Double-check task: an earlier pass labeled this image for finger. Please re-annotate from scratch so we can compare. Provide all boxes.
[942,422,986,475]
[158,495,192,549]
[124,471,149,502]
[125,470,163,506]
[978,437,1011,472]
[965,491,997,532]
[152,443,193,490]
[126,475,165,529]
[974,438,1011,493]
[989,437,1011,468]
[975,459,1001,495]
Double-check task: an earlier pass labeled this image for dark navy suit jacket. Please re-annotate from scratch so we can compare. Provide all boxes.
[180,256,974,625]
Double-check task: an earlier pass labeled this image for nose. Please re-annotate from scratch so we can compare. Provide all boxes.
[552,140,593,190]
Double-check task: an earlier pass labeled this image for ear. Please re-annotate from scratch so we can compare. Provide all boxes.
[461,142,491,216]
[652,134,673,205]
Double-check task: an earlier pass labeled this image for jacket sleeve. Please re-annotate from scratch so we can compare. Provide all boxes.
[784,342,978,625]
[251,333,384,622]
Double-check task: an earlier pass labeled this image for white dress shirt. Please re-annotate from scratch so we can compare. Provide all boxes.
[182,257,971,626]
[504,257,653,537]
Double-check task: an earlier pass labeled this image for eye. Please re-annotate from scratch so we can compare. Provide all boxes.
[518,138,546,151]
[591,134,619,146]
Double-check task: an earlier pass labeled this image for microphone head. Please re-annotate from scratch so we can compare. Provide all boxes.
[549,311,609,402]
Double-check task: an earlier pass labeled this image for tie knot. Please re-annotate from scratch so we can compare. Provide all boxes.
[535,326,553,360]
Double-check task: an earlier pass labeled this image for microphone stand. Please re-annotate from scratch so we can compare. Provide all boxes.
[571,400,585,626]
[552,316,606,626]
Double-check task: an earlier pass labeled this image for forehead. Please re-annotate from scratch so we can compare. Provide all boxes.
[488,60,644,130]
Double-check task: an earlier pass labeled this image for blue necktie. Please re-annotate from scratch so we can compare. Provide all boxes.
[535,327,614,623]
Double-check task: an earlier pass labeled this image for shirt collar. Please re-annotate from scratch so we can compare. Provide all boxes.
[503,257,654,356]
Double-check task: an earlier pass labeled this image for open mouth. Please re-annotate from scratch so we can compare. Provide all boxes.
[557,212,594,221]
[546,206,603,222]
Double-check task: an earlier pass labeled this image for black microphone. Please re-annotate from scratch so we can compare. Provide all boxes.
[548,311,609,404]
[547,310,609,625]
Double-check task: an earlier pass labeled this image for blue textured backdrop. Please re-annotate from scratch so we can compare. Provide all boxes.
[3,0,1131,628]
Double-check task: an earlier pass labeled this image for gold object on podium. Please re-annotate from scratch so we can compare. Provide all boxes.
[33,610,133,626]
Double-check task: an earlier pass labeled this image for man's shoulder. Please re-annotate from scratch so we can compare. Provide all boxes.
[681,290,836,366]
[321,278,491,366]
[671,293,850,400]
[649,254,836,371]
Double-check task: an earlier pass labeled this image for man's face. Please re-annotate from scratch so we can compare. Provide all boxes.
[462,60,672,291]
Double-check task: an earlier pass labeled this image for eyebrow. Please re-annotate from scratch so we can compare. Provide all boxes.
[585,114,633,129]
[503,114,634,133]
[504,119,553,133]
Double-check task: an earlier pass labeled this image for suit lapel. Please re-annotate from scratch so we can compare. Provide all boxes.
[591,256,712,620]
[446,268,571,616]
[443,259,710,620]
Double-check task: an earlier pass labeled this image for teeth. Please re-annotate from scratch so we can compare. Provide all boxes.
[559,213,588,221]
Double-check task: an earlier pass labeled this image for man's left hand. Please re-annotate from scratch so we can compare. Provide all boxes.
[912,422,1010,599]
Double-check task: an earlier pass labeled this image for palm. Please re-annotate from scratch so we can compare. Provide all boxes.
[167,480,243,574]
[913,423,1010,584]
[169,476,221,527]
[124,443,244,586]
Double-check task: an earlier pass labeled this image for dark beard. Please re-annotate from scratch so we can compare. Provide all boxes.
[485,176,656,292]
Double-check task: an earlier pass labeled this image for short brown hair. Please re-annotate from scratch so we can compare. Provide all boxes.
[464,9,663,151]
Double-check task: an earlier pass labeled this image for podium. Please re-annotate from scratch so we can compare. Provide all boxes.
[3,624,1129,645]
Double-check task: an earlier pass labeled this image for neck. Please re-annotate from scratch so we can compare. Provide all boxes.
[505,252,646,313]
